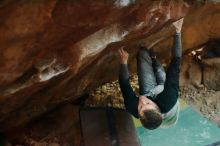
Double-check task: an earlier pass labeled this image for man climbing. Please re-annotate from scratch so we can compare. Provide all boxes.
[118,18,184,130]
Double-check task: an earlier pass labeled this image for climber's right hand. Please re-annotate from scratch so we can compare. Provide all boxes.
[173,18,184,33]
[118,47,129,64]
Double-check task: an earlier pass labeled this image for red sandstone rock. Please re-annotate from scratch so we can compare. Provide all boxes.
[140,2,220,57]
[180,55,203,88]
[5,104,81,146]
[139,2,220,89]
[0,0,189,132]
[0,1,220,145]
[202,58,220,90]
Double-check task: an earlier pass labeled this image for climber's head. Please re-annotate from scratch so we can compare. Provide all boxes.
[138,96,162,130]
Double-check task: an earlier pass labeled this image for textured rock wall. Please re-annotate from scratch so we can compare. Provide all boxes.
[5,104,81,146]
[139,2,220,89]
[203,58,220,90]
[139,2,220,56]
[0,0,189,132]
[0,0,220,145]
[0,0,220,131]
[180,55,203,88]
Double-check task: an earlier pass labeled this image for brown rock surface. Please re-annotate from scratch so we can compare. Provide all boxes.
[139,2,220,60]
[0,1,220,144]
[180,55,203,88]
[0,0,189,132]
[202,58,220,90]
[4,104,81,146]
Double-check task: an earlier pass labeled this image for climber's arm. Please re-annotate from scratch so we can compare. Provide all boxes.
[118,48,139,118]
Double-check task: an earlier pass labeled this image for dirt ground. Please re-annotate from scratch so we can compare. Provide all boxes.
[180,86,220,127]
[85,74,220,127]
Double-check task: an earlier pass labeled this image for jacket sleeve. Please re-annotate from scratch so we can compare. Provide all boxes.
[119,64,139,118]
[172,33,182,58]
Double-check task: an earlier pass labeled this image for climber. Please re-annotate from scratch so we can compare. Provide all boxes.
[118,18,184,130]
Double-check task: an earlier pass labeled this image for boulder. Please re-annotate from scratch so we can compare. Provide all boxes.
[5,104,81,146]
[180,55,203,88]
[202,58,220,90]
[0,0,189,132]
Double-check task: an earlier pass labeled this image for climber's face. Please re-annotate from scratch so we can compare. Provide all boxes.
[138,96,159,117]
